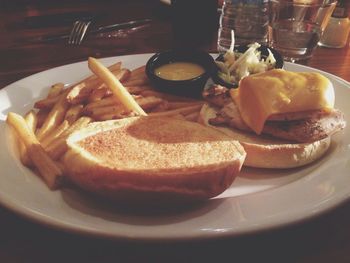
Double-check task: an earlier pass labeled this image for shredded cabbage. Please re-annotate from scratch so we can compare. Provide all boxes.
[216,31,277,85]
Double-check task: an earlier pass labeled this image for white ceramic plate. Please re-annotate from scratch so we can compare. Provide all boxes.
[0,54,349,241]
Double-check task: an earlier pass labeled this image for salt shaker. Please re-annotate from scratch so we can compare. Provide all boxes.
[319,0,350,48]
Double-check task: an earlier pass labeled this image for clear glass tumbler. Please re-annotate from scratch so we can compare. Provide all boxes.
[268,0,337,62]
[217,0,269,52]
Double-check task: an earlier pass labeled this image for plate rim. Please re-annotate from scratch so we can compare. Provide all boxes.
[0,54,349,241]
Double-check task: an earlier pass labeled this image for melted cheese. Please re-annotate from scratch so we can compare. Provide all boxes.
[230,69,335,134]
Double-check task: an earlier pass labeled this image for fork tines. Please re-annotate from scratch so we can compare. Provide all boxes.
[68,20,91,45]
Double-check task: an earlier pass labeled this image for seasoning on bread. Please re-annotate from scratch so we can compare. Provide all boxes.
[63,116,246,202]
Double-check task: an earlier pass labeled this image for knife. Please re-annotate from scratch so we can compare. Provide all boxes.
[27,18,152,43]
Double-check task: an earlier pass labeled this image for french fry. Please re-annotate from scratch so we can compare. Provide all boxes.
[84,70,128,104]
[90,96,163,118]
[94,112,128,121]
[87,85,109,102]
[68,61,125,102]
[55,160,67,176]
[46,116,92,160]
[114,68,131,83]
[129,65,146,79]
[19,110,38,166]
[172,114,186,120]
[34,95,61,109]
[148,104,203,117]
[84,61,122,79]
[9,59,212,191]
[168,101,204,109]
[84,96,119,113]
[41,120,70,149]
[65,104,83,124]
[34,83,65,110]
[136,96,164,111]
[63,71,104,103]
[34,61,123,110]
[140,90,197,102]
[66,67,130,105]
[47,83,64,98]
[108,61,122,72]
[122,76,149,87]
[149,101,170,112]
[90,104,127,118]
[184,111,200,122]
[24,110,38,131]
[77,76,101,90]
[7,112,63,189]
[66,82,91,104]
[36,94,69,141]
[36,109,49,128]
[88,57,147,116]
[62,117,92,138]
[125,85,153,95]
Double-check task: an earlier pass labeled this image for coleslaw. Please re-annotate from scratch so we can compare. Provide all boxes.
[216,31,277,85]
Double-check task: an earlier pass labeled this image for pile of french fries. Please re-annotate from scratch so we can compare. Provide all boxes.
[6,57,204,190]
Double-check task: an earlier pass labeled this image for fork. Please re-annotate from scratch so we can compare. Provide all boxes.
[68,20,91,45]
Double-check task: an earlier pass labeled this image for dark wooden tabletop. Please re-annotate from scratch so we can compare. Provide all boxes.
[1,0,350,262]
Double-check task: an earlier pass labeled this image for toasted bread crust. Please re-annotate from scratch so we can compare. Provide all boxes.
[64,149,242,201]
[199,104,331,169]
[63,117,246,201]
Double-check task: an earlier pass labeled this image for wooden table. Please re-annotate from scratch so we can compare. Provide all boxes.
[1,1,350,262]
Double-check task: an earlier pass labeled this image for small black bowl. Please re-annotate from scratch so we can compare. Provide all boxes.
[145,49,216,98]
[212,45,284,88]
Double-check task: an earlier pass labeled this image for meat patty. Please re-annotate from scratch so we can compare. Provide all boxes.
[207,98,346,143]
[263,109,346,142]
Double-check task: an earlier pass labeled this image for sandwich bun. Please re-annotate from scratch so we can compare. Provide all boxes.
[63,116,246,202]
[230,69,335,135]
[199,103,331,169]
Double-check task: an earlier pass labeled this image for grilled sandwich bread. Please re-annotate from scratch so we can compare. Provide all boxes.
[63,116,246,202]
[199,103,331,169]
[202,69,345,169]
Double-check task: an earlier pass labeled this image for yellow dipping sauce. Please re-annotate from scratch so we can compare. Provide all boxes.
[154,62,205,81]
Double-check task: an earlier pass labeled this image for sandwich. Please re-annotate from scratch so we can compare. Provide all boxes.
[201,69,346,168]
[63,116,246,202]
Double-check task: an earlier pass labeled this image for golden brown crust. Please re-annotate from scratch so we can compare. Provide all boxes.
[240,137,330,168]
[64,149,242,201]
[63,116,246,201]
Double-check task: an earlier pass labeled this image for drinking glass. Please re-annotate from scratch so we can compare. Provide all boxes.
[268,0,337,62]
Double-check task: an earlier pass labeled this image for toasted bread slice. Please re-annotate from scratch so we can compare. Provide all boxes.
[63,116,246,202]
[199,104,331,169]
